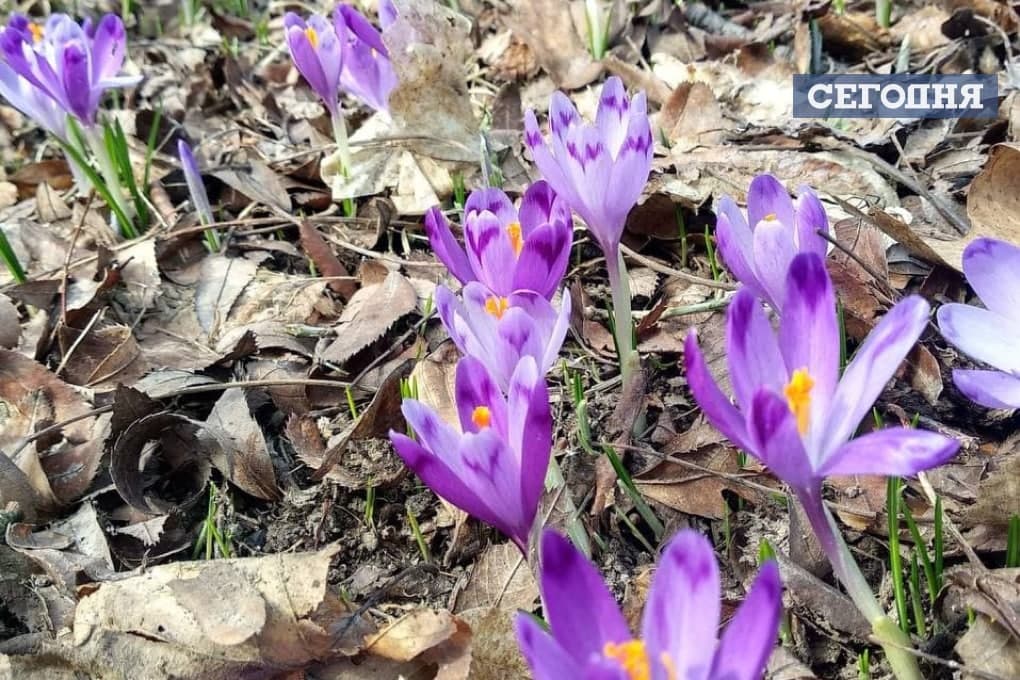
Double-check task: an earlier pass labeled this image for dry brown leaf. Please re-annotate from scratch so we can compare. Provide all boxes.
[510,0,602,89]
[206,389,281,501]
[365,609,458,662]
[212,155,291,212]
[299,220,355,298]
[452,542,538,614]
[195,254,258,336]
[58,325,150,390]
[0,294,20,349]
[319,271,417,366]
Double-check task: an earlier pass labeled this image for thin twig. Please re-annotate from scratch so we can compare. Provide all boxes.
[620,244,738,290]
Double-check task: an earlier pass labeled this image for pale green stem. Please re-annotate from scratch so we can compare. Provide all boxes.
[800,491,923,680]
[604,245,637,387]
[330,107,352,178]
[82,125,136,233]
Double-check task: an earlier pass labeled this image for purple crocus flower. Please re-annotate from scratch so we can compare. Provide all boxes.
[516,529,782,680]
[389,355,551,551]
[335,5,397,114]
[436,282,570,391]
[714,174,829,313]
[284,12,344,117]
[425,181,573,299]
[937,237,1020,409]
[686,252,958,507]
[378,0,399,28]
[523,76,653,258]
[0,13,139,128]
[177,140,214,226]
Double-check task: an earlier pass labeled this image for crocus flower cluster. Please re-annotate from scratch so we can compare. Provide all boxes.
[937,237,1020,409]
[517,529,782,680]
[390,183,573,550]
[284,5,396,172]
[525,77,653,386]
[714,173,830,312]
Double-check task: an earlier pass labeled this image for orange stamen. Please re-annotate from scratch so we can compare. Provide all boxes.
[783,368,815,435]
[471,406,491,429]
[484,296,509,319]
[507,221,524,256]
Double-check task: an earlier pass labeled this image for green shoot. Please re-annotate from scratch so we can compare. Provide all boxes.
[908,551,927,637]
[603,445,664,541]
[876,0,892,29]
[612,504,656,554]
[142,103,163,190]
[675,204,688,269]
[0,231,26,284]
[103,117,150,228]
[583,0,611,60]
[62,118,136,237]
[399,377,419,438]
[901,502,937,604]
[342,197,356,218]
[345,385,360,420]
[193,481,233,560]
[365,485,376,528]
[759,539,792,645]
[704,223,721,281]
[837,300,848,372]
[857,649,870,679]
[887,476,910,633]
[1007,514,1020,568]
[934,495,944,591]
[406,506,431,562]
[451,171,467,213]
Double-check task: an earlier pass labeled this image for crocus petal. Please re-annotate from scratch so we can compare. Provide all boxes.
[454,356,507,436]
[780,252,838,444]
[726,289,786,411]
[456,429,532,547]
[715,204,764,301]
[747,390,818,493]
[937,303,1020,374]
[506,357,551,516]
[960,237,1020,319]
[539,531,631,666]
[684,330,754,452]
[178,140,214,225]
[512,222,571,299]
[514,615,585,680]
[424,207,475,285]
[641,529,720,680]
[465,210,516,295]
[822,295,929,456]
[285,15,338,113]
[750,215,796,311]
[519,180,570,237]
[595,76,629,157]
[524,110,581,208]
[435,284,471,352]
[820,428,959,478]
[747,173,796,230]
[60,42,92,123]
[548,90,580,141]
[89,14,126,83]
[464,187,516,227]
[952,368,1020,409]
[378,0,399,28]
[710,561,782,680]
[794,186,828,257]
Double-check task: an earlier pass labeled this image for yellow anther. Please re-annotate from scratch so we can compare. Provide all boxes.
[763,212,777,221]
[484,295,509,319]
[506,221,524,256]
[783,368,815,435]
[305,27,319,48]
[603,640,652,680]
[29,23,44,43]
[471,405,491,429]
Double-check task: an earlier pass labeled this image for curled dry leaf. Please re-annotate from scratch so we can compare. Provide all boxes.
[57,325,150,390]
[319,271,417,366]
[0,349,108,505]
[110,412,215,514]
[205,388,282,501]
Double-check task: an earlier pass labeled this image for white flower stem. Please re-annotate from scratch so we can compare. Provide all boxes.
[330,107,353,178]
[83,125,136,236]
[604,246,638,388]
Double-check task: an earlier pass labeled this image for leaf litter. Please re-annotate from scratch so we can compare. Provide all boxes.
[0,0,1018,678]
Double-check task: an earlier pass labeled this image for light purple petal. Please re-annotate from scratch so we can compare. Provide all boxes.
[178,140,214,225]
[424,207,475,285]
[642,529,720,680]
[514,614,585,680]
[715,205,764,300]
[507,357,552,517]
[548,91,580,142]
[750,215,796,311]
[822,296,930,456]
[952,368,1020,409]
[524,110,581,210]
[747,174,796,231]
[286,15,338,113]
[780,252,838,447]
[820,428,959,478]
[464,187,516,227]
[683,330,754,452]
[519,180,570,236]
[726,289,786,412]
[465,209,516,295]
[89,14,126,83]
[60,41,93,123]
[794,186,829,257]
[454,356,507,437]
[378,0,399,28]
[710,561,782,680]
[456,429,532,548]
[747,390,818,494]
[937,303,1020,373]
[961,237,1020,320]
[595,76,629,157]
[435,284,471,354]
[512,222,571,299]
[539,530,630,666]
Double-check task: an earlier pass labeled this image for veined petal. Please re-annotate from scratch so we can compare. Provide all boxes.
[424,206,475,285]
[524,110,581,211]
[538,531,631,666]
[952,368,1020,409]
[519,180,570,236]
[823,296,929,456]
[336,5,388,56]
[750,215,796,312]
[548,90,580,142]
[780,252,839,443]
[595,76,629,157]
[514,615,585,680]
[937,303,1020,374]
[89,14,126,83]
[59,41,92,123]
[715,206,763,299]
[641,529,720,680]
[464,186,516,227]
[747,174,796,231]
[961,237,1020,320]
[820,428,959,478]
[512,221,571,299]
[378,0,399,28]
[465,209,516,295]
[794,186,829,257]
[710,561,782,680]
[507,357,552,516]
[726,289,786,412]
[683,330,754,452]
[454,356,507,437]
[747,390,818,494]
[400,399,460,459]
[286,17,337,113]
[496,308,546,386]
[457,429,532,547]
